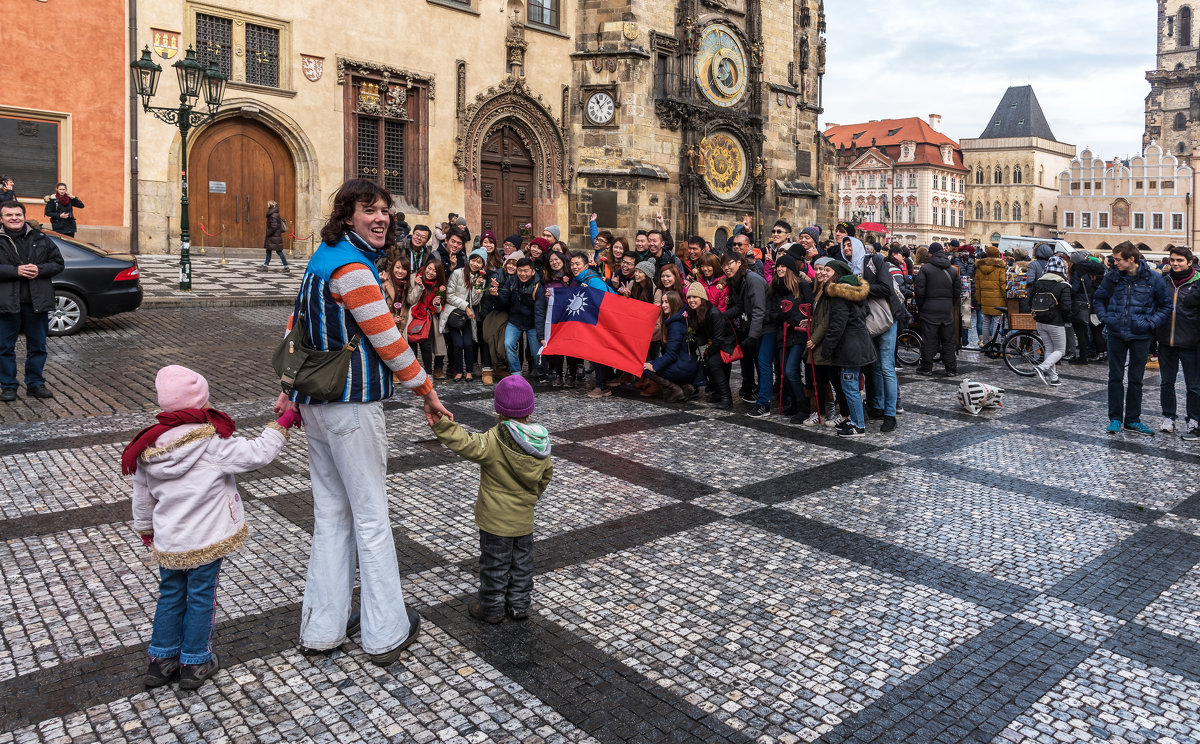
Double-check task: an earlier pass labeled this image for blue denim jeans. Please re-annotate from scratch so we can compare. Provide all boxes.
[479,530,534,616]
[870,320,898,416]
[149,558,222,665]
[755,331,778,407]
[781,345,809,416]
[299,401,414,655]
[841,366,865,429]
[0,305,50,389]
[505,324,545,377]
[1107,336,1152,423]
[1159,344,1200,423]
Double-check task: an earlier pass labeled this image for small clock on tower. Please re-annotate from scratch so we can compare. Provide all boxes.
[585,90,616,126]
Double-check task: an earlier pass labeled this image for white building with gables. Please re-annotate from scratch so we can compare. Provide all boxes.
[825,115,967,247]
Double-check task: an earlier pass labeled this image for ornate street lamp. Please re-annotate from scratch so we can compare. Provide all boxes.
[130,45,227,290]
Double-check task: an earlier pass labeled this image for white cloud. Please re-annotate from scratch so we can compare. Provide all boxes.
[822,0,1157,160]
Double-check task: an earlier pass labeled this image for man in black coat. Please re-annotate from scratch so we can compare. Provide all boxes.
[0,200,64,400]
[913,242,959,376]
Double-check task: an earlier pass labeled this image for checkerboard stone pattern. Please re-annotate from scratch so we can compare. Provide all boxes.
[1,305,1199,743]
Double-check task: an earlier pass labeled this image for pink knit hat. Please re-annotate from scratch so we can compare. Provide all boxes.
[156,365,210,411]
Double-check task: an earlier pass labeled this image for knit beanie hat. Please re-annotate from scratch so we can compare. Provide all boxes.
[494,374,535,418]
[948,239,961,248]
[800,225,821,243]
[506,250,525,263]
[469,247,488,265]
[985,245,1001,258]
[504,234,523,250]
[529,237,553,252]
[929,242,945,254]
[836,221,855,237]
[481,230,497,245]
[776,253,801,276]
[543,225,561,241]
[686,281,707,301]
[815,256,853,278]
[1046,255,1067,275]
[636,259,657,278]
[156,365,209,412]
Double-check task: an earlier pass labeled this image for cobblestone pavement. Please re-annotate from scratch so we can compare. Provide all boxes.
[135,255,308,307]
[1,306,1199,744]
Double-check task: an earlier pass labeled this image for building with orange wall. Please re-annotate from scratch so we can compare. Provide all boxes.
[0,0,128,248]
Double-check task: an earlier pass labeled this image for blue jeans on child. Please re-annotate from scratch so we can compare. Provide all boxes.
[505,324,545,377]
[479,530,534,616]
[841,366,865,429]
[148,558,222,665]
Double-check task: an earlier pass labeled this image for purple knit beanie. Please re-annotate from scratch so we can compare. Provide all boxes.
[494,375,536,418]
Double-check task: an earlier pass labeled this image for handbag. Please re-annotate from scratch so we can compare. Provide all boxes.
[445,307,469,330]
[865,296,894,337]
[720,325,744,364]
[271,309,363,401]
[407,313,431,343]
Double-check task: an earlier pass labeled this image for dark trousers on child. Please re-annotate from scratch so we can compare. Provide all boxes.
[478,530,534,616]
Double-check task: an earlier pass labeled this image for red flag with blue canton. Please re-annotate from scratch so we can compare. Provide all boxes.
[541,286,659,376]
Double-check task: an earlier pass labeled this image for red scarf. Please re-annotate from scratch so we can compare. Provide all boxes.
[57,193,71,206]
[121,409,236,475]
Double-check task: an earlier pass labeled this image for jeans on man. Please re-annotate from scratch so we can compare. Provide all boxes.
[841,366,865,429]
[755,331,778,407]
[0,304,50,389]
[148,558,222,665]
[1106,336,1152,423]
[505,324,545,377]
[869,320,898,416]
[299,401,414,655]
[1159,344,1200,423]
[478,530,534,616]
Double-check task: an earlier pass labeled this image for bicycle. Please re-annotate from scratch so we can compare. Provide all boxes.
[978,301,1045,376]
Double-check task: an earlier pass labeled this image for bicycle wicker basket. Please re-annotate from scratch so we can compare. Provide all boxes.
[1007,299,1037,330]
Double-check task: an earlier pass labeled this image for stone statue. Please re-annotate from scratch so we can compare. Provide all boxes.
[753,157,766,183]
[799,36,809,70]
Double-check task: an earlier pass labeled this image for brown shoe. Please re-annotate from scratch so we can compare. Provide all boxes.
[467,600,504,624]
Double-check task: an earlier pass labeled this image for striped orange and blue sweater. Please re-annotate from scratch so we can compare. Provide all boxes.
[287,233,432,404]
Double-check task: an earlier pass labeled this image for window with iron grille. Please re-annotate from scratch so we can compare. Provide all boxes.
[357,117,380,181]
[195,13,233,78]
[383,120,405,196]
[528,0,559,28]
[245,23,280,87]
[345,72,427,209]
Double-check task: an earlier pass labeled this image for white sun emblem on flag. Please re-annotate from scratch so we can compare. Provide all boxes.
[566,291,589,316]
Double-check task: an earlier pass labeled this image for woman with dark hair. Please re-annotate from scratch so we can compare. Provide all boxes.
[259,200,289,271]
[443,249,487,382]
[643,290,698,402]
[407,257,448,375]
[696,253,729,311]
[275,178,451,665]
[43,182,84,237]
[380,254,412,338]
[542,251,580,386]
[600,237,629,283]
[807,257,876,437]
[686,282,735,409]
[770,254,815,423]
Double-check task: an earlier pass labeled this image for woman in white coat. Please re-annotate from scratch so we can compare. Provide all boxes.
[442,248,487,381]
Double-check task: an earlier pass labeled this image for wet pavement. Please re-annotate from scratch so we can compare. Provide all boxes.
[0,304,1198,744]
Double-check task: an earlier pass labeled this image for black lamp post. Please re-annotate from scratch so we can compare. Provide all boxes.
[130,46,227,290]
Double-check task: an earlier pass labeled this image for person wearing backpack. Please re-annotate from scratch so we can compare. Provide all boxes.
[1029,256,1074,386]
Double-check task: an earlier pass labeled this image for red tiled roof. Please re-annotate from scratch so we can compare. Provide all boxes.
[824,117,959,149]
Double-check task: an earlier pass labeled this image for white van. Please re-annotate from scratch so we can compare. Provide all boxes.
[995,235,1075,256]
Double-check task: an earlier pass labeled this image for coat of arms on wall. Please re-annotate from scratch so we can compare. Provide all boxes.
[302,55,324,82]
[152,29,180,59]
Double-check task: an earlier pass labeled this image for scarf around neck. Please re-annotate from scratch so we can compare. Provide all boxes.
[56,193,71,206]
[122,408,236,475]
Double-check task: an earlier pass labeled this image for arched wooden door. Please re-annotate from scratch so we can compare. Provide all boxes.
[479,126,534,239]
[189,118,296,250]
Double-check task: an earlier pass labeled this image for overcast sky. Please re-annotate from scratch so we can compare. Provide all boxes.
[822,1,1157,161]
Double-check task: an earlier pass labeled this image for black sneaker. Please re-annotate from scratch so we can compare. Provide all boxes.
[0,388,16,402]
[1182,426,1200,441]
[27,385,53,399]
[880,415,897,433]
[866,408,885,420]
[537,375,550,385]
[144,656,181,688]
[747,405,771,418]
[367,607,422,665]
[740,391,758,404]
[467,600,504,624]
[299,611,362,655]
[837,422,866,437]
[178,653,220,691]
[916,368,934,376]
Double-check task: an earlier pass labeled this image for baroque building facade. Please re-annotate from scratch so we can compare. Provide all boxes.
[1057,144,1193,255]
[824,116,966,247]
[962,86,1074,245]
[5,0,836,255]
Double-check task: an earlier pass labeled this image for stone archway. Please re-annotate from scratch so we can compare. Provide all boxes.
[455,78,569,236]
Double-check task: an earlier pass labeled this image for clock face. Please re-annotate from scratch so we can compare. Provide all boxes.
[702,131,747,201]
[695,23,748,108]
[586,91,615,125]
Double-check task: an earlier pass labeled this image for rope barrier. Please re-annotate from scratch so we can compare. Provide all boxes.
[289,230,314,241]
[197,222,224,238]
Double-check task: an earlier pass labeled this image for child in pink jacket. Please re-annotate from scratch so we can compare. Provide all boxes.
[125,366,300,690]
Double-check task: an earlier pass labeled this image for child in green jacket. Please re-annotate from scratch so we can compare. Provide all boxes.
[430,375,553,623]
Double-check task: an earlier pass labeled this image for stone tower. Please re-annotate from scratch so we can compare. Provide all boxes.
[570,0,835,248]
[1145,1,1200,160]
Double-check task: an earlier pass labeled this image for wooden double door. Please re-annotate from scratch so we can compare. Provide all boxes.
[189,118,296,250]
[480,126,535,240]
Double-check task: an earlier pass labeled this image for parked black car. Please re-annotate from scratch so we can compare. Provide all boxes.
[45,232,143,335]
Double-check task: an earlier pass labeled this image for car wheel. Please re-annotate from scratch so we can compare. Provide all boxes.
[48,290,88,336]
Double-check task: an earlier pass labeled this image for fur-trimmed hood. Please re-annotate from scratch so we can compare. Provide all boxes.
[824,279,870,302]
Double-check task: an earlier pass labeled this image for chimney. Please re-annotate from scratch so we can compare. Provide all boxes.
[928,114,942,132]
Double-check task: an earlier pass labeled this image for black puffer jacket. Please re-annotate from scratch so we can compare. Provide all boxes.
[43,196,84,235]
[0,222,64,313]
[863,252,905,320]
[1158,269,1200,349]
[263,205,284,252]
[497,273,547,335]
[767,277,815,348]
[821,279,878,368]
[692,304,736,357]
[1029,274,1074,326]
[913,252,959,325]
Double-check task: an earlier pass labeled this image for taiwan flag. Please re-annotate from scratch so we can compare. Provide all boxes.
[541,285,660,376]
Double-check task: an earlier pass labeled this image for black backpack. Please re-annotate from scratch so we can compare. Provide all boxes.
[1030,287,1059,322]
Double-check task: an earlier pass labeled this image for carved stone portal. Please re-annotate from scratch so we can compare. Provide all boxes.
[455,77,570,196]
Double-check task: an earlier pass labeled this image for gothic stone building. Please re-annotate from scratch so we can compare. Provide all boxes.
[1145,0,1200,161]
[101,0,835,254]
